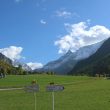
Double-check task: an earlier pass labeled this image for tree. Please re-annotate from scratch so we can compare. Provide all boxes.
[16,65,24,75]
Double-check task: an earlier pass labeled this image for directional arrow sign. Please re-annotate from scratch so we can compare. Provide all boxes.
[25,84,39,93]
[46,85,64,92]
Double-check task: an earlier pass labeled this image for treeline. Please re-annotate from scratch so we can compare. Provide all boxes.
[0,61,56,75]
[92,55,110,76]
[31,71,55,75]
[0,61,28,75]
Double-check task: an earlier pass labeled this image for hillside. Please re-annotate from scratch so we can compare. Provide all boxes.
[69,38,110,76]
[0,53,12,65]
[0,53,28,75]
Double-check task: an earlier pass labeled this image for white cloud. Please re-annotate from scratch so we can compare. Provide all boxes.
[56,10,72,18]
[40,19,47,24]
[27,62,43,70]
[55,9,79,19]
[0,46,23,61]
[55,21,110,54]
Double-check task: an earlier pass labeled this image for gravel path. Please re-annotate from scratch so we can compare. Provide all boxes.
[0,88,23,91]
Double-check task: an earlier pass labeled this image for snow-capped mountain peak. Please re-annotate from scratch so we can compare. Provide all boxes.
[13,61,32,71]
[75,40,105,60]
[35,39,105,74]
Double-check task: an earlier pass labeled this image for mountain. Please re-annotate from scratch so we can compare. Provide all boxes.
[69,38,110,76]
[0,53,32,72]
[0,53,32,75]
[36,41,104,75]
[0,53,14,75]
[21,63,32,71]
[0,53,12,65]
[13,61,32,71]
[36,50,77,74]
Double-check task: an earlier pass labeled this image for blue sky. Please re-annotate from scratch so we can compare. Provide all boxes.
[1,0,110,69]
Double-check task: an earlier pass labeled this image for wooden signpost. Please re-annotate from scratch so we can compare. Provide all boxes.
[24,80,39,110]
[24,81,64,110]
[46,83,64,110]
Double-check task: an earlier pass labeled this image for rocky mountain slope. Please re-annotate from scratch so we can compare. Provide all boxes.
[36,40,104,75]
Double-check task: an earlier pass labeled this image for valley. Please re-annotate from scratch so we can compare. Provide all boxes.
[0,75,110,110]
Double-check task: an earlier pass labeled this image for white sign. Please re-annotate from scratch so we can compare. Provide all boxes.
[46,85,64,92]
[25,84,39,93]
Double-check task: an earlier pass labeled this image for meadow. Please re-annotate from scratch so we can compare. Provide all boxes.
[0,75,110,110]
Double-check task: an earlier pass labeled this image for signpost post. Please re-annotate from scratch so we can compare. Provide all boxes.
[24,80,39,110]
[34,92,37,110]
[46,82,64,110]
[52,91,54,110]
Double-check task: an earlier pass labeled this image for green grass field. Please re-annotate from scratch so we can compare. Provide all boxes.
[0,75,110,110]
